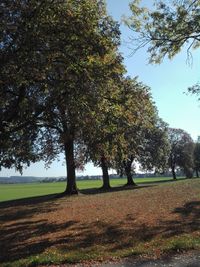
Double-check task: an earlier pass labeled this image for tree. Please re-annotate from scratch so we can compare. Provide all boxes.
[126,0,200,97]
[45,0,124,194]
[84,76,156,189]
[112,77,169,186]
[194,138,200,177]
[167,128,194,179]
[1,0,123,194]
[139,119,170,175]
[83,76,125,190]
[127,0,200,64]
[113,77,152,186]
[0,1,49,171]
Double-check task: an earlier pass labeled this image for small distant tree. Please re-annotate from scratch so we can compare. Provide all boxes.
[168,128,194,179]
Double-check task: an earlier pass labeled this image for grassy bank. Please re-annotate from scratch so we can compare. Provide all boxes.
[0,177,183,202]
[0,179,199,266]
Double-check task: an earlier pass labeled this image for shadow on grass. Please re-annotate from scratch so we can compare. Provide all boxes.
[0,184,155,228]
[0,185,153,229]
[137,177,187,185]
[0,193,67,223]
[0,192,66,208]
[0,197,199,265]
[79,184,154,195]
[0,183,154,208]
[0,177,189,206]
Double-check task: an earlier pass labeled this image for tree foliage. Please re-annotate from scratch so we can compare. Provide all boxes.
[112,77,169,185]
[83,74,126,189]
[2,0,196,191]
[167,128,194,179]
[0,0,49,170]
[139,119,170,174]
[0,0,124,194]
[194,138,200,177]
[127,0,200,63]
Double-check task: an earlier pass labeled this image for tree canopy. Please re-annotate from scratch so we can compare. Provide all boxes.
[127,0,200,63]
[0,0,125,193]
[167,128,194,179]
[1,0,198,194]
[112,77,169,185]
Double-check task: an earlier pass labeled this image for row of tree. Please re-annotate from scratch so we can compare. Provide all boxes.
[1,0,199,195]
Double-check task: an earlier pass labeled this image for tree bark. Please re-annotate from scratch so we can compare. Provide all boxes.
[171,166,177,180]
[196,169,199,178]
[101,156,111,189]
[169,154,177,180]
[64,138,78,195]
[124,158,136,186]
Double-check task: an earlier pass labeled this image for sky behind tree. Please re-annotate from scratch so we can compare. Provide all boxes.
[1,0,200,177]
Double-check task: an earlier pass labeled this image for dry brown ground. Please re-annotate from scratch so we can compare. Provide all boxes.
[0,179,200,266]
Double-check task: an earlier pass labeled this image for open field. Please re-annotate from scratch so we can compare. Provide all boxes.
[0,179,199,266]
[0,177,184,202]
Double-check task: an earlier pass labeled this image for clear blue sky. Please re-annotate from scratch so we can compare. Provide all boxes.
[1,0,200,177]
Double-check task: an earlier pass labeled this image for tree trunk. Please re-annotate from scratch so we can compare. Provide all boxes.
[64,138,78,195]
[196,169,199,178]
[169,154,176,180]
[101,156,111,190]
[171,166,177,180]
[124,159,136,186]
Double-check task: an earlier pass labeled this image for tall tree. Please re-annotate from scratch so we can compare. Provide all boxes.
[113,77,168,185]
[167,128,194,179]
[1,0,123,194]
[0,1,49,171]
[84,77,125,190]
[139,119,170,175]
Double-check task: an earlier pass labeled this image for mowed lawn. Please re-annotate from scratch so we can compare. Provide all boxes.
[0,177,183,202]
[0,179,199,267]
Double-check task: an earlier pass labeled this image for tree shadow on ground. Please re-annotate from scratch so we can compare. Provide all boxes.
[0,183,154,210]
[0,199,199,265]
[79,184,154,195]
[0,192,66,209]
[0,193,67,222]
[0,184,154,233]
[0,176,188,206]
[161,201,200,238]
[80,177,188,196]
[137,177,187,186]
[0,219,79,262]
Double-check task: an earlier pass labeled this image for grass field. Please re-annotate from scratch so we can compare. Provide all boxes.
[0,178,199,267]
[0,177,183,202]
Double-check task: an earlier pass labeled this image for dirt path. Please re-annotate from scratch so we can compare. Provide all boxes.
[96,252,200,267]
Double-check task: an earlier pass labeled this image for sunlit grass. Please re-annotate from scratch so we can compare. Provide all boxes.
[0,177,184,202]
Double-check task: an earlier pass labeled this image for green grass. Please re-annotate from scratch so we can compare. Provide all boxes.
[2,233,200,267]
[0,177,183,202]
